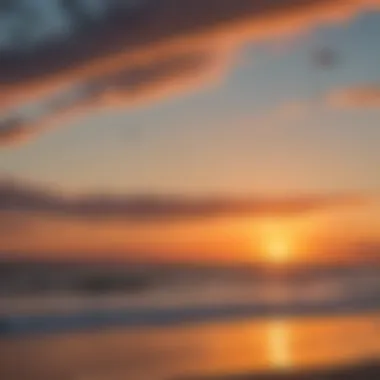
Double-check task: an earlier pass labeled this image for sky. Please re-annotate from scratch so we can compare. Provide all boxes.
[0,0,380,264]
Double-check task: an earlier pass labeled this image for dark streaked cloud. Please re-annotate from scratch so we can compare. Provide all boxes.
[328,84,380,108]
[1,0,378,91]
[0,179,370,224]
[0,48,229,146]
[3,0,378,101]
[0,0,146,54]
[80,48,230,108]
[0,117,42,147]
[1,0,380,146]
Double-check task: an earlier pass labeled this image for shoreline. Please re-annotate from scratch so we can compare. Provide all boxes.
[178,360,380,380]
[1,299,380,337]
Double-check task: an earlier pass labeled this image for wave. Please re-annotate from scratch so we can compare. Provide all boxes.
[1,264,380,335]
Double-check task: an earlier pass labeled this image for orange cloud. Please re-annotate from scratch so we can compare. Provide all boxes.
[0,48,231,146]
[81,48,233,109]
[0,179,377,262]
[0,179,370,228]
[0,120,37,147]
[2,0,380,108]
[328,84,380,108]
[1,0,380,145]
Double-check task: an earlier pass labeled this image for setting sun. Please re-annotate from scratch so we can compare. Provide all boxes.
[256,220,296,265]
[266,238,291,264]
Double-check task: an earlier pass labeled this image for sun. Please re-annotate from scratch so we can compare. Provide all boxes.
[246,218,301,266]
[258,221,294,265]
[266,237,291,265]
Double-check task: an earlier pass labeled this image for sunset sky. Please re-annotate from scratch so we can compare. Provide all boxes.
[0,0,380,264]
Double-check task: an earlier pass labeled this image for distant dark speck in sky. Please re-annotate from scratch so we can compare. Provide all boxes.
[312,46,341,69]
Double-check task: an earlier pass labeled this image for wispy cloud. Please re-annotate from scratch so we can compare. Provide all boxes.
[1,0,380,145]
[0,179,370,226]
[328,84,380,108]
[0,48,231,146]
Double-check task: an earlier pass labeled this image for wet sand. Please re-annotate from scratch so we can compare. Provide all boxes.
[179,360,380,379]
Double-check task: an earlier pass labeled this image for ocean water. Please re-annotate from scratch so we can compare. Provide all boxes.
[2,264,380,330]
[1,264,380,379]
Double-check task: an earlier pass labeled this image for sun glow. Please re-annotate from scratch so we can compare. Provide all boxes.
[258,220,295,265]
[266,237,291,264]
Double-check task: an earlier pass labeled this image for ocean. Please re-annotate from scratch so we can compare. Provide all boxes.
[1,262,380,379]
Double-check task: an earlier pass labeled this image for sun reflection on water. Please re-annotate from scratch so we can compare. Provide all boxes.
[267,320,292,370]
